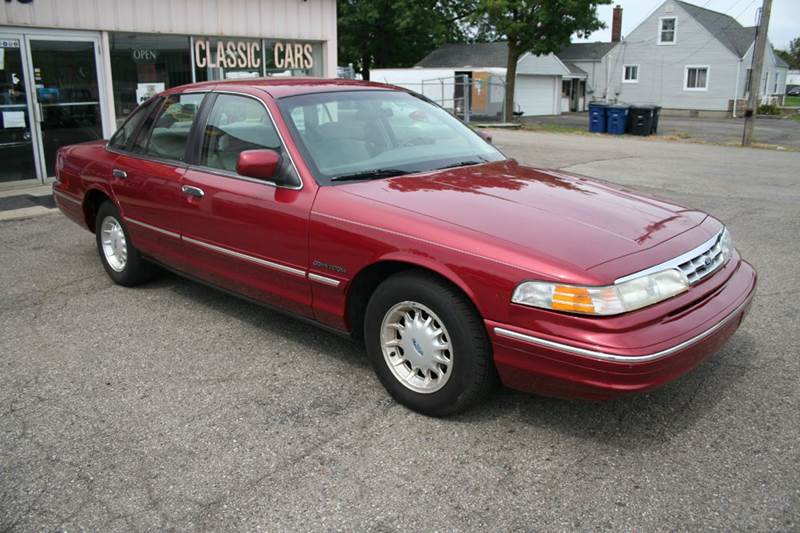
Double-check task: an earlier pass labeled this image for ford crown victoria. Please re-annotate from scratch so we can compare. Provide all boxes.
[53,79,757,416]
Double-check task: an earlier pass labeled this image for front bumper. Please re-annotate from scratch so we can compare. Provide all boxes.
[487,258,757,400]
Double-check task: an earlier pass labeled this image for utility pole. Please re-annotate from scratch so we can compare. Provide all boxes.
[742,0,772,146]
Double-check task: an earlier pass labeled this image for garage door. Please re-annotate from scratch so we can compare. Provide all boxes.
[515,75,559,116]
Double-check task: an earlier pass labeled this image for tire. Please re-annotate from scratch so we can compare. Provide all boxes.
[364,270,496,416]
[95,201,156,286]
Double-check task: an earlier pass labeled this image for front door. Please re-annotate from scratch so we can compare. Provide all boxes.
[0,34,36,183]
[25,35,105,179]
[178,91,314,318]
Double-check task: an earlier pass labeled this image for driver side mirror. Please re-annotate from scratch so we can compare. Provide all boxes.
[477,129,493,144]
[237,149,281,181]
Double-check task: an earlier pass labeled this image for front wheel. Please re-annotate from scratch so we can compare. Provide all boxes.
[364,270,496,416]
[95,202,156,286]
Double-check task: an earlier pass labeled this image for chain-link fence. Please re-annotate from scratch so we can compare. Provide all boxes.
[385,74,509,123]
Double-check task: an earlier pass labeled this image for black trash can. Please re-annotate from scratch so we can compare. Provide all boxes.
[651,106,662,134]
[627,106,655,136]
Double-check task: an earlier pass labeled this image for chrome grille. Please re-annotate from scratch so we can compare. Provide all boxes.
[678,234,725,284]
[614,228,730,286]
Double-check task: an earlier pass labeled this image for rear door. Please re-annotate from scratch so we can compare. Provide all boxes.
[111,92,206,268]
[177,90,316,317]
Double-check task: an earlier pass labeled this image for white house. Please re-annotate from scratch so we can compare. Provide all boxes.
[556,41,618,110]
[596,0,789,115]
[372,41,584,118]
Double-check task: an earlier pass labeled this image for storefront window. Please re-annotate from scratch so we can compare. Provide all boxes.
[110,33,192,124]
[193,37,324,81]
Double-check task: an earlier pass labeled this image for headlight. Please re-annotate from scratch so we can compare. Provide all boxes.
[512,269,689,316]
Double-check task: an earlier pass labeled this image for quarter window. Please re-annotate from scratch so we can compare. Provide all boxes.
[135,93,203,161]
[659,17,676,44]
[200,94,282,174]
[685,67,709,90]
[108,97,159,151]
[623,65,639,83]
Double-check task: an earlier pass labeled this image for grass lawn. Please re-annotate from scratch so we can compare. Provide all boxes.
[784,96,800,107]
[520,123,589,135]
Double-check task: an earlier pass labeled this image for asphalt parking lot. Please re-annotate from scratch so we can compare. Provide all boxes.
[2,131,799,531]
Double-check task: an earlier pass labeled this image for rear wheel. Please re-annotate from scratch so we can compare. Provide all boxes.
[364,270,496,416]
[95,202,156,286]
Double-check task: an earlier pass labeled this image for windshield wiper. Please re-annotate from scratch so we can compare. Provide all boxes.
[435,157,488,171]
[330,168,409,182]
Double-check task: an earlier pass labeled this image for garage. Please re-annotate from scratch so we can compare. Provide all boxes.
[372,42,571,120]
[514,75,560,116]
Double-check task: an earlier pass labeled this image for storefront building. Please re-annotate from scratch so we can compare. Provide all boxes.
[0,0,337,183]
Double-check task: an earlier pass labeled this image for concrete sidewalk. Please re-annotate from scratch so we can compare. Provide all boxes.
[0,182,56,221]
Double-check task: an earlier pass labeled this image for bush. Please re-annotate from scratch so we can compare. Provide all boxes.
[758,104,781,115]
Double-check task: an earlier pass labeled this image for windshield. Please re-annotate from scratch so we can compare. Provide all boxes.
[277,90,505,185]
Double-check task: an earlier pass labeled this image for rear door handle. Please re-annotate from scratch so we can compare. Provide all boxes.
[181,185,205,198]
[112,169,127,179]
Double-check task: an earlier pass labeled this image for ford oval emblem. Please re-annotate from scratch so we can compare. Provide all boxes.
[412,338,424,356]
[704,256,713,266]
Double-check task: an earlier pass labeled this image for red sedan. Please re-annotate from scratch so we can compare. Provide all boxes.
[53,79,756,416]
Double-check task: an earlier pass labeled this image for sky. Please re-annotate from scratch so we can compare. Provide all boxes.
[574,0,798,50]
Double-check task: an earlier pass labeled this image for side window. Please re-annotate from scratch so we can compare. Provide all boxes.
[109,98,158,151]
[135,93,203,162]
[200,94,281,173]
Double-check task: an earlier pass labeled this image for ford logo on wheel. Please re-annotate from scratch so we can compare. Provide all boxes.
[412,338,424,356]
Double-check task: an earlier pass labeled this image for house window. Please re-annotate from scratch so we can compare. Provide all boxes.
[623,65,639,83]
[684,66,709,90]
[658,17,677,44]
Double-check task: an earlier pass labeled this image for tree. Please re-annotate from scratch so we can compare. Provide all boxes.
[776,36,800,69]
[338,0,478,80]
[474,0,610,121]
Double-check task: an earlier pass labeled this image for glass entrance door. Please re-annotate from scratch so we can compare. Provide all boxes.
[0,35,37,182]
[27,38,104,177]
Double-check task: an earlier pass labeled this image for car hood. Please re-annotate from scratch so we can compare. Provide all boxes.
[336,159,709,273]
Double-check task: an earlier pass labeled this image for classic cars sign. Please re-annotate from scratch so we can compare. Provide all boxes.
[194,39,315,71]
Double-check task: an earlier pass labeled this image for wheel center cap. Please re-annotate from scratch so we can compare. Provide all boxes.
[412,337,424,356]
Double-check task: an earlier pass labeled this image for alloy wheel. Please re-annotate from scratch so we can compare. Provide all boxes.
[380,301,453,394]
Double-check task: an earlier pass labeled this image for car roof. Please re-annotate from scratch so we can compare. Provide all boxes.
[169,77,397,98]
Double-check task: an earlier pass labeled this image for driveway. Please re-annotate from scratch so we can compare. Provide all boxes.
[2,132,799,531]
[525,111,800,148]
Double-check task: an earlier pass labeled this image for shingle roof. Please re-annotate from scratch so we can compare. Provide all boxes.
[676,1,755,58]
[775,54,789,68]
[563,62,587,76]
[557,42,617,62]
[415,42,509,68]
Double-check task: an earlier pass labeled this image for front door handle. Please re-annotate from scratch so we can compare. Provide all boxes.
[112,169,127,179]
[181,185,205,198]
